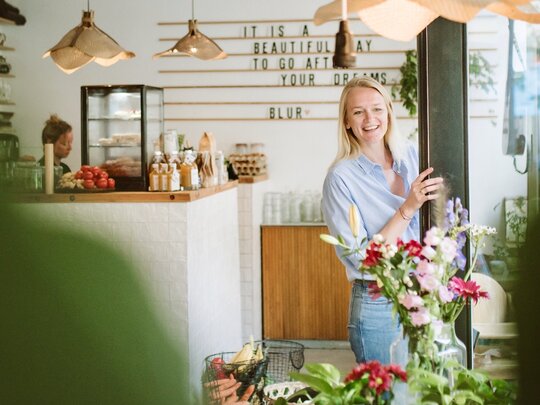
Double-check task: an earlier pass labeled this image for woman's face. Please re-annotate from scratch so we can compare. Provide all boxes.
[345,87,389,147]
[54,131,73,160]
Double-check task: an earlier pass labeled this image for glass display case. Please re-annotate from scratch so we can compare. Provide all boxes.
[81,85,163,191]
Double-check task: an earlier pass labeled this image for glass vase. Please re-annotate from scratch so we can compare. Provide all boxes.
[434,322,467,387]
[389,328,417,405]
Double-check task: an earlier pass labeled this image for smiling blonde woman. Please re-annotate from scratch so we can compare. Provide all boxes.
[322,76,444,364]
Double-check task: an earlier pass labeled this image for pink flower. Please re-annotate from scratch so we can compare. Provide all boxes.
[416,273,440,292]
[411,307,431,326]
[420,245,436,259]
[416,260,435,276]
[448,277,489,304]
[399,294,424,309]
[424,227,443,246]
[438,285,454,303]
[439,237,458,262]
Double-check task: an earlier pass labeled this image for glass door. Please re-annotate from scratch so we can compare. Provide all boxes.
[466,12,540,378]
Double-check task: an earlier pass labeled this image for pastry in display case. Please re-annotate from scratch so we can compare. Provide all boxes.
[81,85,163,191]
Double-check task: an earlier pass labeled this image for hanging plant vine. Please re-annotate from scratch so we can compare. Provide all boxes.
[392,49,418,117]
[392,49,495,118]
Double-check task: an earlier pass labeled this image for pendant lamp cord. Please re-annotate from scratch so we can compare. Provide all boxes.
[192,0,195,20]
[87,0,90,12]
[341,0,347,20]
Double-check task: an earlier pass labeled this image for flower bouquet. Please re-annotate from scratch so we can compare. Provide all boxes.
[289,361,406,405]
[321,198,496,372]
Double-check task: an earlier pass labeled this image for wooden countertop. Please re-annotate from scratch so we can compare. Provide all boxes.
[8,181,238,203]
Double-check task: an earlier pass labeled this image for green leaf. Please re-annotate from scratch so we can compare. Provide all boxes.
[289,372,334,395]
[304,363,342,385]
[274,398,288,405]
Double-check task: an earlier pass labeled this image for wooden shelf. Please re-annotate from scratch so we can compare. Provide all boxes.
[7,181,238,203]
[0,73,14,78]
[0,17,15,25]
[238,174,268,183]
[0,45,14,51]
[0,100,15,105]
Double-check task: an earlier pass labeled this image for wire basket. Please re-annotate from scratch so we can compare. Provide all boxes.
[254,340,305,384]
[202,351,268,402]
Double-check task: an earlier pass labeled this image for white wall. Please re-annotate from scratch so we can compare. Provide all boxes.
[9,0,415,194]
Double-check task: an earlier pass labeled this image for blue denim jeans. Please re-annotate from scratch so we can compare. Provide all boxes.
[348,281,402,364]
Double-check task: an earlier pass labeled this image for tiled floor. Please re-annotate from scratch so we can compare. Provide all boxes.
[297,341,357,376]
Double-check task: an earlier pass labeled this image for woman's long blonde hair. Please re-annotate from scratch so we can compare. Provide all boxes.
[331,76,405,167]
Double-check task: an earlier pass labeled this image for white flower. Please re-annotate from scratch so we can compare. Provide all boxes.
[424,227,444,246]
[373,234,385,244]
[380,243,397,259]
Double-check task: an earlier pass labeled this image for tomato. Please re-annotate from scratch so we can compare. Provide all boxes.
[83,171,94,180]
[74,170,84,180]
[98,171,109,180]
[83,179,95,189]
[107,178,116,189]
[96,178,108,189]
[210,358,227,379]
[81,165,91,172]
[91,168,102,178]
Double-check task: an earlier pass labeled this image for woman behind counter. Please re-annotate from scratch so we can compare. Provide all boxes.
[38,114,73,174]
[322,77,443,365]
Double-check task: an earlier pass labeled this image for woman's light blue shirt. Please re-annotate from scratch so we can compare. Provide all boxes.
[322,145,420,281]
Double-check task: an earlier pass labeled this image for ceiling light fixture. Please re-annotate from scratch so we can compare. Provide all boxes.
[154,0,227,60]
[43,1,135,74]
[333,0,356,68]
[314,0,540,42]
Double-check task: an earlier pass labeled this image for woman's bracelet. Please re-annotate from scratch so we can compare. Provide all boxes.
[398,206,413,221]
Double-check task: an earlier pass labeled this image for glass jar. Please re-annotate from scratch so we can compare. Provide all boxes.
[235,143,248,155]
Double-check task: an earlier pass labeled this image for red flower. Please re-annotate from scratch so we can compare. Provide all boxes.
[387,364,407,382]
[368,283,382,301]
[344,361,405,395]
[363,243,382,267]
[404,240,423,257]
[448,277,489,304]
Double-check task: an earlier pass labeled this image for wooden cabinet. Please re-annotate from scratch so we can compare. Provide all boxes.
[262,225,351,340]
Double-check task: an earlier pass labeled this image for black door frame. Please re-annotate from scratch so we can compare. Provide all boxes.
[417,17,473,366]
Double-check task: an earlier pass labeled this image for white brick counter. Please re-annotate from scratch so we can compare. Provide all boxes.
[19,186,242,393]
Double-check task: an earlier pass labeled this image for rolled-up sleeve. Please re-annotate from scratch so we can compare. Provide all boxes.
[322,172,366,279]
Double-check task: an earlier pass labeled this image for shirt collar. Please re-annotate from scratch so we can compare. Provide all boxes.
[356,154,377,174]
[356,153,408,176]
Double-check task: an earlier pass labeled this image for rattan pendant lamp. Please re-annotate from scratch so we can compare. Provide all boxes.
[154,0,227,60]
[43,0,135,74]
[314,0,540,42]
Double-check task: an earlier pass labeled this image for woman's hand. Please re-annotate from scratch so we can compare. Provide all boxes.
[401,167,443,217]
[205,376,255,404]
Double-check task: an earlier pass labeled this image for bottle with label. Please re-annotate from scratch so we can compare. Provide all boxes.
[149,163,160,191]
[180,150,199,190]
[168,162,180,191]
[159,163,169,192]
